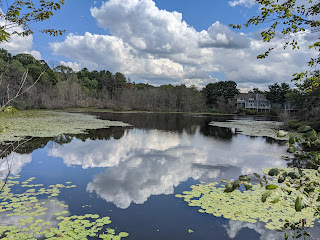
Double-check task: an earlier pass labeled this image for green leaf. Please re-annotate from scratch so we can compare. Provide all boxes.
[243,182,253,190]
[266,185,278,190]
[297,125,312,132]
[295,196,302,211]
[287,147,295,153]
[285,232,288,240]
[239,175,251,182]
[233,180,241,189]
[224,182,234,193]
[277,130,288,137]
[304,130,316,138]
[268,168,280,176]
[289,135,295,144]
[253,173,261,179]
[304,186,315,193]
[261,191,272,203]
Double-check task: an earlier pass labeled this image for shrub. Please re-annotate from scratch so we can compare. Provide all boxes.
[243,108,258,115]
[207,108,220,114]
[269,106,279,116]
[112,106,124,111]
[288,120,303,130]
[11,100,30,110]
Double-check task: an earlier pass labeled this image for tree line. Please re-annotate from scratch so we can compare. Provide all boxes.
[0,49,204,112]
[1,48,319,121]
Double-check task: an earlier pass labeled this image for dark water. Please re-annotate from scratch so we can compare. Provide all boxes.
[1,113,298,239]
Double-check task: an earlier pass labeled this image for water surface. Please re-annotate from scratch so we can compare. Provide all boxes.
[1,113,295,239]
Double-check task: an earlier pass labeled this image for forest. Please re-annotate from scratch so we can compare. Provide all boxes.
[1,48,319,123]
[0,49,204,112]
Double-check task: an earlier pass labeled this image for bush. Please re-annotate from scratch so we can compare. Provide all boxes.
[244,109,258,115]
[112,106,124,111]
[207,108,220,114]
[269,106,279,116]
[309,121,320,132]
[236,107,245,114]
[2,106,18,113]
[236,107,258,115]
[287,120,303,129]
[11,100,30,110]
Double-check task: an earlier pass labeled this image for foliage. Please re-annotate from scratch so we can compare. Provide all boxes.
[237,107,259,115]
[248,87,264,94]
[0,49,206,112]
[221,124,320,237]
[266,82,291,106]
[201,81,239,109]
[286,77,320,122]
[0,0,65,43]
[207,108,220,114]
[176,170,320,231]
[176,124,320,238]
[2,106,17,113]
[288,119,304,130]
[230,0,320,88]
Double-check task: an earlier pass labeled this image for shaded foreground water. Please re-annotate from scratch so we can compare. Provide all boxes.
[1,112,317,239]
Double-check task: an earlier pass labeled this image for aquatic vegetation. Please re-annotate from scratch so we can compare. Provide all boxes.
[0,110,131,142]
[0,176,129,239]
[176,167,320,230]
[209,120,288,140]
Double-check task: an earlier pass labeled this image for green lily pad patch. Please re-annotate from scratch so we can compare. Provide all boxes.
[0,175,129,239]
[176,167,320,230]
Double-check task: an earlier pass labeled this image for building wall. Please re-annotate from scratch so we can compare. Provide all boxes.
[236,93,271,112]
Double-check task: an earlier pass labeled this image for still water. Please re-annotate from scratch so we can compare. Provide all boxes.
[1,113,297,239]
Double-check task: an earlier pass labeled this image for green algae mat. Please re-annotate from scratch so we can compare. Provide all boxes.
[0,110,130,142]
[0,176,129,239]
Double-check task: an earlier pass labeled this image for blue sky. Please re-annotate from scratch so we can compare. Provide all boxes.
[0,0,316,91]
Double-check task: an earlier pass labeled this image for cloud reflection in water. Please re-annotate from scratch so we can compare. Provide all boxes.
[0,153,32,179]
[225,220,282,240]
[48,128,287,209]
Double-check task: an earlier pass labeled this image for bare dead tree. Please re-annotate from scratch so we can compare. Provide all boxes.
[0,68,46,112]
[0,138,32,192]
[0,66,46,192]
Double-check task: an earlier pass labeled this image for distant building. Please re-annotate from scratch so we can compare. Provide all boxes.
[236,93,271,112]
[280,102,297,114]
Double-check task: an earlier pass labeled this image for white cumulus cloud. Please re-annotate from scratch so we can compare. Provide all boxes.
[0,10,41,59]
[49,0,317,88]
[60,61,82,72]
[229,0,256,8]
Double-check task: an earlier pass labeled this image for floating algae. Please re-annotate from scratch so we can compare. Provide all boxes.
[0,110,131,142]
[0,176,129,239]
[209,120,287,140]
[176,167,320,230]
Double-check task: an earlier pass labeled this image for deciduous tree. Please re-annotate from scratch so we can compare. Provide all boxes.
[230,0,320,89]
[0,0,65,43]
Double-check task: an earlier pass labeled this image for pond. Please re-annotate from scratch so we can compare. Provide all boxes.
[0,112,316,239]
